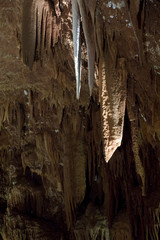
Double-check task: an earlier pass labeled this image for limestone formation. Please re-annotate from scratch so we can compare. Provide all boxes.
[0,0,160,240]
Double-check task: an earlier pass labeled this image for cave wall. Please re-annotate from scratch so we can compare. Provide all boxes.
[0,0,160,239]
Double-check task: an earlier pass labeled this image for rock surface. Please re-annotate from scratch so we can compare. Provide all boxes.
[0,0,160,239]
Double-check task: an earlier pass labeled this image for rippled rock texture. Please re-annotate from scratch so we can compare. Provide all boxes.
[0,0,160,239]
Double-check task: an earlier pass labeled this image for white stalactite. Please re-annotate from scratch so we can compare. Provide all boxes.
[72,0,95,98]
[72,0,81,99]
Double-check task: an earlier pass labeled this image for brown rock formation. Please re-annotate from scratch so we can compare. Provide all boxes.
[0,0,160,239]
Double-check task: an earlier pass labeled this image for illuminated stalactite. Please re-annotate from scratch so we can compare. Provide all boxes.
[100,56,127,162]
[72,0,81,99]
[72,0,96,98]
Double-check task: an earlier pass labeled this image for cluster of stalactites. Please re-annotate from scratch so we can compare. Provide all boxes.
[22,0,60,69]
[72,1,127,163]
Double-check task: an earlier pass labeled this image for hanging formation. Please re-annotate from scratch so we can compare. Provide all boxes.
[22,0,127,163]
[72,0,96,99]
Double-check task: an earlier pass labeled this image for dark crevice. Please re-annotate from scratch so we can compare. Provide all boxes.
[137,0,144,29]
[127,0,130,9]
[40,8,44,56]
[25,166,43,186]
[35,7,38,61]
[0,198,7,214]
[33,172,43,186]
[76,163,91,218]
[44,13,48,49]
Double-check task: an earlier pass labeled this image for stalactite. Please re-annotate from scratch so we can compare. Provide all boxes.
[72,0,96,98]
[100,54,127,162]
[0,106,5,130]
[72,0,81,99]
[73,222,109,240]
[63,146,75,229]
[43,131,62,191]
[127,98,146,196]
[28,90,33,120]
[78,0,96,96]
[0,102,11,130]
[130,120,146,196]
[145,200,160,240]
[3,102,9,123]
[127,10,142,65]
[36,1,43,55]
[22,0,37,69]
[22,0,60,69]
